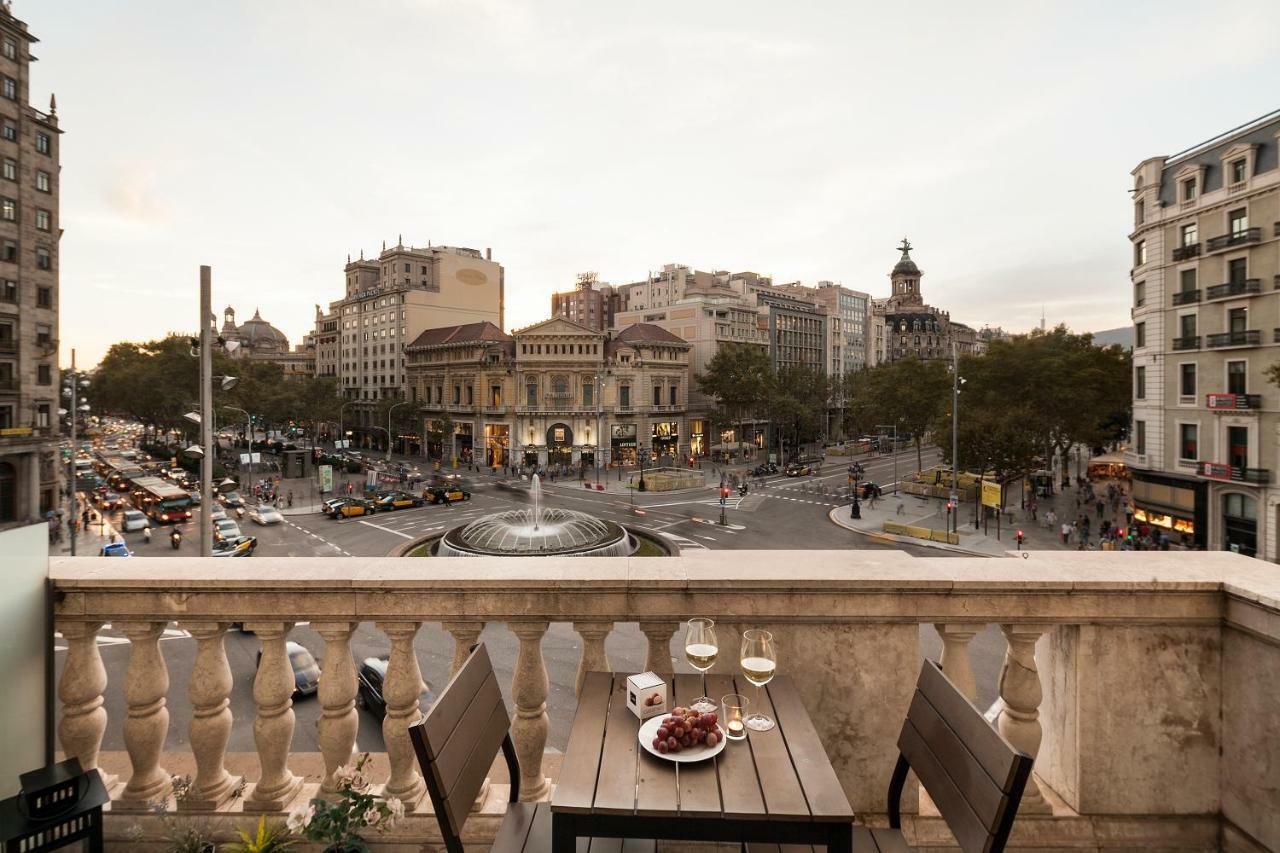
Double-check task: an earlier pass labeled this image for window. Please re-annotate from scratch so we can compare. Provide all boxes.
[1134,366,1146,399]
[491,385,501,406]
[1180,363,1196,398]
[1228,258,1247,285]
[1134,199,1144,225]
[582,381,593,408]
[1179,424,1198,461]
[466,385,473,406]
[2,39,15,60]
[1180,223,1197,246]
[1230,159,1247,184]
[0,77,13,100]
[35,324,49,348]
[1179,313,1196,340]
[1,197,14,221]
[36,286,50,308]
[36,363,50,385]
[35,170,49,192]
[0,279,12,302]
[1182,177,1197,201]
[1228,425,1248,470]
[653,385,661,406]
[1133,240,1146,267]
[1227,361,1247,395]
[1,159,13,181]
[35,132,49,155]
[526,382,537,406]
[36,248,49,270]
[452,385,460,404]
[670,384,678,405]
[34,209,49,231]
[1135,420,1146,455]
[619,385,630,408]
[1134,281,1145,307]
[1180,269,1197,293]
[1228,308,1247,335]
[1,120,14,141]
[1135,322,1145,348]
[1229,208,1248,237]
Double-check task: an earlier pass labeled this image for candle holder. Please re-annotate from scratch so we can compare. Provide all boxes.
[721,694,749,741]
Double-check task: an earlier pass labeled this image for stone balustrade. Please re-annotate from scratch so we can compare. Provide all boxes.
[49,551,1280,852]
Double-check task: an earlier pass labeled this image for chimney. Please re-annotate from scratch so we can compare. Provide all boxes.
[486,247,492,261]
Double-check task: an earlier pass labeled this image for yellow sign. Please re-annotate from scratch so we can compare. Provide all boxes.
[0,426,32,436]
[980,480,1001,508]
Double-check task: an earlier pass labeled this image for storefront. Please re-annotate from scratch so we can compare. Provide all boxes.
[424,420,444,461]
[484,424,510,468]
[690,420,707,458]
[455,422,474,464]
[1221,492,1258,557]
[652,421,679,461]
[580,445,596,469]
[1131,470,1204,549]
[546,423,573,466]
[611,424,637,467]
[523,445,539,467]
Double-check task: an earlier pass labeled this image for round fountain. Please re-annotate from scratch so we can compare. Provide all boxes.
[435,475,635,558]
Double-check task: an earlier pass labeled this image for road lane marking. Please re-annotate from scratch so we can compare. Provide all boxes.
[357,519,415,539]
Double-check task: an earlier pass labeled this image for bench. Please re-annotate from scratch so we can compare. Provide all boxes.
[748,659,1033,853]
[409,644,656,853]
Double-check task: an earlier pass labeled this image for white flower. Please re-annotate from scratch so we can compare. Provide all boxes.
[334,765,355,786]
[362,807,382,827]
[386,796,405,823]
[286,803,315,833]
[348,771,371,793]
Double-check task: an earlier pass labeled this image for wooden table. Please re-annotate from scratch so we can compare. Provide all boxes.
[551,671,855,853]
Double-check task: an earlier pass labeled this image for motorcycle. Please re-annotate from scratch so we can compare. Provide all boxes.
[170,529,182,550]
[738,483,749,497]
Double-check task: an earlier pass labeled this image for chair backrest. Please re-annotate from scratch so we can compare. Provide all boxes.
[409,643,519,853]
[887,660,1033,853]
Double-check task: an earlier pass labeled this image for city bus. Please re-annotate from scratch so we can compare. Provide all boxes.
[130,476,194,523]
[96,455,147,491]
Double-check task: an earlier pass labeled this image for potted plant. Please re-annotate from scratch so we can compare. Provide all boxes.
[287,754,404,853]
[224,816,295,853]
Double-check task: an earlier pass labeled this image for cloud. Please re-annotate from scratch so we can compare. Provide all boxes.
[102,166,170,225]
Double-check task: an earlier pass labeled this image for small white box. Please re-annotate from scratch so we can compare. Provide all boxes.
[626,672,668,720]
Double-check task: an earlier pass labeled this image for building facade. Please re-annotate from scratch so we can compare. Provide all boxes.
[873,239,963,364]
[549,273,620,331]
[405,318,691,470]
[1128,110,1280,560]
[0,2,59,527]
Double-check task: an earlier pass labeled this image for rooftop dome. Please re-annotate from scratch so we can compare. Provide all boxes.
[892,237,920,277]
[237,309,289,349]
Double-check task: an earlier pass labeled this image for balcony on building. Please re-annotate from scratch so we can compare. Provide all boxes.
[38,551,1280,852]
[1205,226,1262,253]
[482,403,506,415]
[1171,289,1201,306]
[1171,335,1201,351]
[1205,393,1261,411]
[1171,243,1201,261]
[1205,330,1260,348]
[1198,461,1272,484]
[1205,279,1261,301]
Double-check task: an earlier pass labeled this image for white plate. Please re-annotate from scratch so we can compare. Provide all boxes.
[637,715,728,763]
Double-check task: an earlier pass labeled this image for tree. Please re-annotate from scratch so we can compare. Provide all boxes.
[844,356,950,472]
[766,366,830,460]
[696,343,774,457]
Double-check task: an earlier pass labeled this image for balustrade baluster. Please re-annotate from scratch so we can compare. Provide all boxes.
[182,621,240,810]
[56,621,115,791]
[573,621,613,696]
[509,621,550,801]
[244,622,303,811]
[376,621,427,810]
[443,621,484,676]
[114,621,171,810]
[639,621,678,675]
[313,621,359,795]
[998,624,1051,813]
[933,623,979,703]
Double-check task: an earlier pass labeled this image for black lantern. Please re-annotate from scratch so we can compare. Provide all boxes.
[0,758,109,852]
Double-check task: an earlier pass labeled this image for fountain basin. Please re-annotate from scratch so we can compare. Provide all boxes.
[437,507,633,557]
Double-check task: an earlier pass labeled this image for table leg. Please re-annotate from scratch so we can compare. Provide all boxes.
[826,822,853,853]
[552,811,577,853]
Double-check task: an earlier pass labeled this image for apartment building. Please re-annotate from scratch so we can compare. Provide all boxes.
[0,2,59,527]
[779,281,870,373]
[1128,110,1280,560]
[872,239,964,364]
[549,273,620,331]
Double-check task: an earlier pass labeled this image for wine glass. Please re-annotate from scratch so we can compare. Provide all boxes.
[739,629,777,732]
[684,618,718,712]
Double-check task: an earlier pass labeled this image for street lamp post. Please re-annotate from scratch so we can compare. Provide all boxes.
[876,422,900,497]
[387,400,411,462]
[61,349,90,555]
[199,266,214,557]
[849,462,864,519]
[338,400,357,449]
[950,341,961,534]
[222,405,250,475]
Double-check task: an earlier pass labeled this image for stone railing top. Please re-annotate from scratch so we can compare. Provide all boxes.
[49,551,1280,634]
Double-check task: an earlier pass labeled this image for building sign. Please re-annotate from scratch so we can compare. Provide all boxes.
[1207,394,1250,410]
[980,480,1001,509]
[319,464,333,494]
[652,422,678,438]
[547,423,573,446]
[611,424,637,448]
[1199,462,1233,481]
[0,426,32,436]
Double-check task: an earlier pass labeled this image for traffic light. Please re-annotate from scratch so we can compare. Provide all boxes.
[720,486,730,499]
[1016,529,1025,550]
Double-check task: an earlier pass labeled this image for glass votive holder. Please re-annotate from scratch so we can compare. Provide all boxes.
[721,694,749,741]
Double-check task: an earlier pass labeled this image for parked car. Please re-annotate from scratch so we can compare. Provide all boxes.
[425,485,471,505]
[220,490,246,508]
[249,505,284,525]
[212,535,258,557]
[374,491,423,511]
[356,657,434,722]
[333,499,376,519]
[209,504,228,522]
[255,641,320,698]
[99,542,132,557]
[120,509,150,532]
[97,490,123,510]
[214,518,243,541]
[321,497,352,517]
[784,461,812,477]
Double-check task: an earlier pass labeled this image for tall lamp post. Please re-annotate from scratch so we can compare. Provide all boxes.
[849,462,864,519]
[593,371,607,486]
[876,422,900,496]
[61,349,91,555]
[950,341,964,534]
[198,266,214,556]
[337,400,357,449]
[387,400,412,462]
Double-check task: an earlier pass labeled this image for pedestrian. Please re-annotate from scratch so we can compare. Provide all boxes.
[287,491,293,508]
[143,526,152,544]
[1096,499,1105,519]
[896,500,905,516]
[1029,499,1038,521]
[1060,521,1072,545]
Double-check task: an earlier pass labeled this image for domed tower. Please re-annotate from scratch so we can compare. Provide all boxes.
[889,237,924,309]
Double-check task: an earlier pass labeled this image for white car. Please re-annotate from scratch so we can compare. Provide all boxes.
[209,504,227,522]
[250,505,283,525]
[120,510,149,532]
[214,518,242,541]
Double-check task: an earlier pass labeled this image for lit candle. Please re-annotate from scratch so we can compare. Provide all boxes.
[727,719,744,735]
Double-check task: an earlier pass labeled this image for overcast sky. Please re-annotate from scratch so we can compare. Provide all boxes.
[34,0,1280,367]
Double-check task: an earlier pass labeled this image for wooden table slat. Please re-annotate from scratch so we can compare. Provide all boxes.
[553,671,615,814]
[767,676,855,820]
[735,674,811,820]
[703,673,768,820]
[670,673,725,818]
[592,676,643,815]
[634,673,679,817]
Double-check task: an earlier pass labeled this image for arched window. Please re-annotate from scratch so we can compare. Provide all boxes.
[0,460,14,522]
[526,381,537,406]
[552,376,568,397]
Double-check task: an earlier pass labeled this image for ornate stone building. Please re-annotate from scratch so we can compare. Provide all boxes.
[405,318,690,469]
[217,306,314,377]
[874,239,962,364]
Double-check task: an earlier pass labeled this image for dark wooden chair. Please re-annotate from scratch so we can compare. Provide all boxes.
[409,643,656,853]
[747,659,1033,853]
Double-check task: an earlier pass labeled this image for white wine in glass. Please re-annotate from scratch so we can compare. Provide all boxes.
[739,629,777,732]
[684,618,718,711]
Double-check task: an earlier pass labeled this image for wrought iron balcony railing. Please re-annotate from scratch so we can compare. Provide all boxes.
[1171,289,1200,306]
[1171,243,1201,261]
[1171,336,1200,351]
[1206,227,1261,252]
[1205,279,1261,300]
[1206,330,1260,348]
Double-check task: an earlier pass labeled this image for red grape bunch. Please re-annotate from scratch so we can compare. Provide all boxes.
[652,706,722,754]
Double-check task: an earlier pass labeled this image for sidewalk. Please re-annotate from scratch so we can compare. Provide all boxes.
[828,479,1130,557]
[51,515,124,556]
